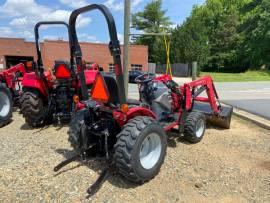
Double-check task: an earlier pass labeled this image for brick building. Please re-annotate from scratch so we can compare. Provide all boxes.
[0,38,148,72]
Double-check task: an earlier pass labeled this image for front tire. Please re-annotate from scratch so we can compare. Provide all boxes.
[20,89,48,127]
[0,83,12,128]
[114,116,167,183]
[183,111,206,143]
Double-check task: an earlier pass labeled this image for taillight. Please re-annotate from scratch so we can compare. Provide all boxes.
[91,73,109,103]
[54,64,71,79]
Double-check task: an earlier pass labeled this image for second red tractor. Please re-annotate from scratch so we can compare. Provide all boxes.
[0,63,31,127]
[20,21,98,127]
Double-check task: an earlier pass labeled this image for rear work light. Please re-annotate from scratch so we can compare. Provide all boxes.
[91,74,110,103]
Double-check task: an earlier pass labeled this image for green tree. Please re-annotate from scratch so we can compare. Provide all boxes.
[132,0,172,63]
[205,0,243,72]
[170,5,209,69]
[133,0,269,72]
[171,0,250,72]
[240,0,270,69]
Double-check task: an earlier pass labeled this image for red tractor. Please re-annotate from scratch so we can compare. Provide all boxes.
[0,63,30,127]
[55,4,233,195]
[20,21,97,127]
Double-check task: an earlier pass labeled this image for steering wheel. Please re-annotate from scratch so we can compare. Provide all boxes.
[135,73,155,84]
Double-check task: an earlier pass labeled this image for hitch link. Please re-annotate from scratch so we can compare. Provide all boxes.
[54,153,81,172]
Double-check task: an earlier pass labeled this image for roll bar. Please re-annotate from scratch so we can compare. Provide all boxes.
[34,21,73,72]
[69,4,126,104]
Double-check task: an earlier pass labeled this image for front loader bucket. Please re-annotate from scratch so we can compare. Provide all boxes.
[193,101,233,129]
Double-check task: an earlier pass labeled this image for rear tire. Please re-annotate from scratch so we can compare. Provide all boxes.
[114,116,167,183]
[0,83,12,128]
[68,109,89,150]
[20,89,48,127]
[183,111,206,143]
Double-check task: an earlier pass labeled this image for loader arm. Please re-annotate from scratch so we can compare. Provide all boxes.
[0,63,26,89]
[69,4,126,104]
[183,76,220,114]
[3,63,26,76]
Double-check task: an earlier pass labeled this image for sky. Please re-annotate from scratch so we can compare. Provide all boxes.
[0,0,205,43]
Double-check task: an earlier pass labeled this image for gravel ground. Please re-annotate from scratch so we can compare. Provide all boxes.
[0,111,269,202]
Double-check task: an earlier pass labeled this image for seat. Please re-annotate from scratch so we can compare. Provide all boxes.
[53,60,72,79]
[102,73,141,106]
[54,60,71,70]
[102,73,119,105]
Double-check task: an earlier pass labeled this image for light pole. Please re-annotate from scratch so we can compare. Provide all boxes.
[123,0,131,97]
[123,0,171,95]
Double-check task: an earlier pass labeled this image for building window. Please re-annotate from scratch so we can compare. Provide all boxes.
[131,64,142,71]
[109,63,114,72]
[85,62,94,69]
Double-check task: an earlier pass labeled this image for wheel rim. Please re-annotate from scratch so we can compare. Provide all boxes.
[139,133,162,170]
[0,92,10,118]
[195,119,205,138]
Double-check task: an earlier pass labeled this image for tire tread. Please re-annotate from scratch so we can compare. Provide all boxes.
[0,82,13,128]
[183,111,206,143]
[114,116,166,183]
[20,89,47,127]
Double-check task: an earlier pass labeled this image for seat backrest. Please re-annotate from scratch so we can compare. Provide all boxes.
[53,60,72,79]
[54,60,70,69]
[102,73,119,105]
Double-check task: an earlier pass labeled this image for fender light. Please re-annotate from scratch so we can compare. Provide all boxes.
[91,73,110,103]
[54,64,71,79]
[73,95,80,104]
[120,104,129,113]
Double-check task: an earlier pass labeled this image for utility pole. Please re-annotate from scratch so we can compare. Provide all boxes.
[123,0,131,97]
[192,61,198,81]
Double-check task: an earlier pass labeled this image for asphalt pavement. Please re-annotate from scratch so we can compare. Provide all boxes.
[215,82,270,120]
[128,81,270,120]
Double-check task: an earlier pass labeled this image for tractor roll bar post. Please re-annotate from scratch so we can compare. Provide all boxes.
[69,4,127,103]
[34,21,73,74]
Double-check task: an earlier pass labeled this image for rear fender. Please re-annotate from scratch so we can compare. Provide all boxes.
[113,107,157,127]
[126,107,156,120]
[22,72,48,96]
